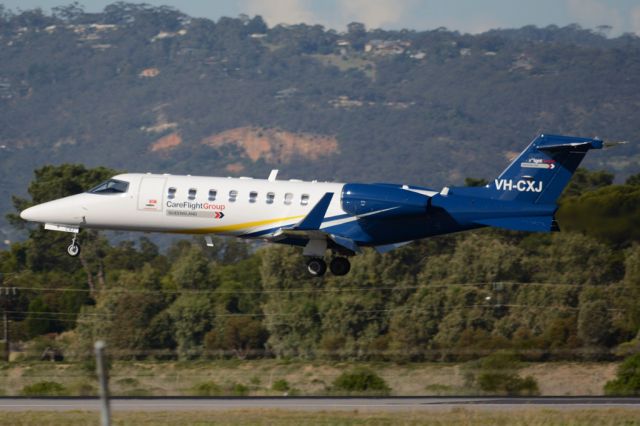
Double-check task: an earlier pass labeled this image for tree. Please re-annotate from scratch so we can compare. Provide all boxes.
[578,300,612,359]
[561,168,614,198]
[557,185,640,246]
[167,294,215,359]
[626,173,640,186]
[52,2,85,22]
[260,246,322,358]
[346,22,366,50]
[168,246,211,290]
[605,354,640,395]
[7,165,116,293]
[8,164,115,228]
[25,297,59,337]
[204,316,268,359]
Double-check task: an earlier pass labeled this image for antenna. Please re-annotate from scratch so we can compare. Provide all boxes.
[603,140,629,149]
[268,169,279,181]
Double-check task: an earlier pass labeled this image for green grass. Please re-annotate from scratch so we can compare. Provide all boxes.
[1,409,640,426]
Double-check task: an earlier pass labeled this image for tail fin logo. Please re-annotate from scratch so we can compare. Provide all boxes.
[495,179,543,192]
[521,158,556,170]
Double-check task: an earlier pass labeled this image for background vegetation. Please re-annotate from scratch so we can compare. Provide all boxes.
[2,164,640,375]
[1,2,640,397]
[1,2,640,246]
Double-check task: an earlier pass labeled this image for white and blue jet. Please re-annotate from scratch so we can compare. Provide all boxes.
[20,134,603,276]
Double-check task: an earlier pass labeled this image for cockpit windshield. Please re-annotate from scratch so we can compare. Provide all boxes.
[88,179,129,195]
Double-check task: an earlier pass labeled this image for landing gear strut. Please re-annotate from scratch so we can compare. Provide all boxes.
[67,234,81,257]
[329,257,351,276]
[306,258,327,277]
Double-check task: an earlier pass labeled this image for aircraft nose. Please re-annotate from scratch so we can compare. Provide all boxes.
[20,205,46,222]
[19,195,87,224]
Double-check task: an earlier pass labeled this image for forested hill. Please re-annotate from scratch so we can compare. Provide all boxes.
[2,3,640,246]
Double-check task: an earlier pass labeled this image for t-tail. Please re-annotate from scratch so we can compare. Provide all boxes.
[430,134,603,233]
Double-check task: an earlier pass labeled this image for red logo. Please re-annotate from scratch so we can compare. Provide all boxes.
[214,212,225,219]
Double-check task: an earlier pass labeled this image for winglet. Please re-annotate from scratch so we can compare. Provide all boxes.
[295,192,333,231]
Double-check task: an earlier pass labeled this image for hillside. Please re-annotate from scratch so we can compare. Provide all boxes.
[1,3,640,246]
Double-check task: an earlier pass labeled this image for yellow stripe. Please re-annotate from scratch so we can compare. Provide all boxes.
[169,214,305,235]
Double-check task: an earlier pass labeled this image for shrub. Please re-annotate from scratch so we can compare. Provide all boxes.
[19,336,64,362]
[191,381,222,396]
[80,355,112,376]
[69,381,96,396]
[21,381,67,396]
[477,373,539,395]
[116,377,140,387]
[330,368,391,395]
[272,379,290,392]
[605,354,640,395]
[231,383,249,396]
[464,351,540,396]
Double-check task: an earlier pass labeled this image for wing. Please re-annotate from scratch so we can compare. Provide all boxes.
[265,192,361,255]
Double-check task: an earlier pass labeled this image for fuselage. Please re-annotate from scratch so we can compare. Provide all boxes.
[17,133,606,276]
[22,173,344,234]
[19,172,455,248]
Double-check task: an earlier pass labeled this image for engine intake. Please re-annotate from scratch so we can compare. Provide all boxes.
[341,183,430,219]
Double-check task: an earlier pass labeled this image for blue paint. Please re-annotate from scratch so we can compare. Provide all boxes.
[248,134,603,254]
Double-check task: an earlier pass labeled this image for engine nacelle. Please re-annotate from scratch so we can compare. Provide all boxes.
[341,183,430,218]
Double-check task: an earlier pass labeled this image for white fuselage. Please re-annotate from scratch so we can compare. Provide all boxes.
[21,173,347,238]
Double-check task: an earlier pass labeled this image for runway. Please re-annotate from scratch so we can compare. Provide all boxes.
[2,397,640,412]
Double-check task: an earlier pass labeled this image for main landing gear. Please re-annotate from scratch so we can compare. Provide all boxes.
[67,234,81,257]
[306,256,351,277]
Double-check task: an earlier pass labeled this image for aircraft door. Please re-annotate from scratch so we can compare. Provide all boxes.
[137,176,167,212]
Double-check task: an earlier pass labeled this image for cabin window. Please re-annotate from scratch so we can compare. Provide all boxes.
[266,192,275,204]
[188,188,197,200]
[249,191,258,203]
[167,187,177,200]
[88,179,129,195]
[208,189,217,202]
[229,190,238,202]
[284,193,293,205]
[301,194,310,206]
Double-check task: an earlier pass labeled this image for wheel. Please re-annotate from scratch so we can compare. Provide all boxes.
[67,243,80,257]
[306,258,327,277]
[329,257,351,276]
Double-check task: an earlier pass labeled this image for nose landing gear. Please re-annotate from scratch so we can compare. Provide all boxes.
[67,234,81,257]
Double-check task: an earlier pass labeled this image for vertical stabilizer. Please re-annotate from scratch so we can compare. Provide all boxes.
[471,134,603,204]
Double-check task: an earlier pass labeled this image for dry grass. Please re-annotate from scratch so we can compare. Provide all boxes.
[1,409,640,426]
[0,360,618,397]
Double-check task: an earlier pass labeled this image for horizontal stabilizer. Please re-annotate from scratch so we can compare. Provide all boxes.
[474,216,555,232]
[294,192,333,231]
[538,139,603,151]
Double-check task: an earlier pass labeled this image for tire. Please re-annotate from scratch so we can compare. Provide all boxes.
[67,243,80,257]
[329,257,351,276]
[306,258,327,277]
